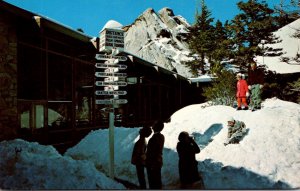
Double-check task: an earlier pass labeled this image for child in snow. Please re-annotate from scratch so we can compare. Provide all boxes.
[236,73,249,110]
[224,116,247,146]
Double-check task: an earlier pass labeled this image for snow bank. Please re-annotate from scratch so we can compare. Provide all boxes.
[1,98,299,189]
[0,139,125,190]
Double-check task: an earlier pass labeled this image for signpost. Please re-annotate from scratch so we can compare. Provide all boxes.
[95,54,127,61]
[95,90,127,96]
[95,72,127,78]
[95,81,127,86]
[95,99,128,104]
[95,24,126,178]
[95,63,127,69]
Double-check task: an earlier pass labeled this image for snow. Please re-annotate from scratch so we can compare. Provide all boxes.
[100,20,123,32]
[255,19,300,74]
[1,98,300,189]
[189,74,217,82]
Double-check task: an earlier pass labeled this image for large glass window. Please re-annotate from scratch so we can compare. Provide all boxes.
[18,44,46,99]
[47,53,73,129]
[48,101,72,129]
[75,62,94,127]
[48,53,72,101]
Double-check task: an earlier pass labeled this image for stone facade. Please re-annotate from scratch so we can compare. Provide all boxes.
[0,13,18,141]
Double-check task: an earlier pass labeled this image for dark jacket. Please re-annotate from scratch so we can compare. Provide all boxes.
[248,67,264,85]
[131,138,147,166]
[146,132,165,168]
[176,138,201,184]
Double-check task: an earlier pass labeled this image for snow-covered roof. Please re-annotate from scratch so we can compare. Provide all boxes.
[189,74,217,83]
[255,18,300,74]
[100,20,123,32]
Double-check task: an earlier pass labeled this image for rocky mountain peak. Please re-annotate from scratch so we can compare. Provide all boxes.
[124,8,194,77]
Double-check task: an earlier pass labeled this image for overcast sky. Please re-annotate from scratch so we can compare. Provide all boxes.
[4,0,286,37]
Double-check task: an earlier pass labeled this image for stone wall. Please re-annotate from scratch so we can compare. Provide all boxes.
[0,13,18,141]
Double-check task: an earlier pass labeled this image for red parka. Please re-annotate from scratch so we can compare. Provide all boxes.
[236,79,248,98]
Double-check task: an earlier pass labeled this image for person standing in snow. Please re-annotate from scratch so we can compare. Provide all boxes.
[146,120,165,189]
[224,116,247,146]
[131,126,152,189]
[236,73,249,110]
[248,61,265,111]
[176,131,205,189]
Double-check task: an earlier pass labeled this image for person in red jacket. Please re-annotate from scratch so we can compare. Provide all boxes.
[236,73,249,110]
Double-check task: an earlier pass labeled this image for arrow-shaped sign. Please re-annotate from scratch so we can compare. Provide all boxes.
[105,68,119,73]
[95,72,127,77]
[105,86,119,91]
[95,81,127,86]
[95,54,127,61]
[95,63,127,69]
[95,99,128,105]
[104,77,119,82]
[95,90,127,95]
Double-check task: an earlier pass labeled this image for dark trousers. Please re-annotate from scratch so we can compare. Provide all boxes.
[147,166,162,189]
[136,165,146,189]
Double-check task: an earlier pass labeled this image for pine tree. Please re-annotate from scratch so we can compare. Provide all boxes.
[209,20,235,75]
[185,0,215,76]
[228,0,280,68]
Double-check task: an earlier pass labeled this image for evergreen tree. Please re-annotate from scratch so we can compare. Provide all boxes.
[186,0,215,76]
[228,0,280,68]
[203,70,236,106]
[209,20,235,75]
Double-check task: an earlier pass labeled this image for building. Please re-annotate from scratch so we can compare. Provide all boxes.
[0,1,203,152]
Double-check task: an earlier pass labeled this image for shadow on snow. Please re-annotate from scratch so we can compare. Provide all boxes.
[198,159,291,189]
[192,123,223,149]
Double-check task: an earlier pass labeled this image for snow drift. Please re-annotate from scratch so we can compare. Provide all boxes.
[1,98,299,189]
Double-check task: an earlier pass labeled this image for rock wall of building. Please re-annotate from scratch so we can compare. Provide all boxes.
[0,13,18,140]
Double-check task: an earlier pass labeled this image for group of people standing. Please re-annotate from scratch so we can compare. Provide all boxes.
[131,121,204,189]
[236,61,265,111]
[131,121,165,189]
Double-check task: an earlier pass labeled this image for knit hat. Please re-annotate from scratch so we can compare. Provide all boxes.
[241,74,246,79]
[227,116,235,122]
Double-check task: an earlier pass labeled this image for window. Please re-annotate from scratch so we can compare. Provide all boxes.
[48,53,72,101]
[18,44,46,99]
[75,62,94,127]
[19,100,46,129]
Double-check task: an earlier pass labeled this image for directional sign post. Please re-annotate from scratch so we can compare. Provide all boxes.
[95,42,127,179]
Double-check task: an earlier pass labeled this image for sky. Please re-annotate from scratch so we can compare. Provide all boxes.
[1,97,299,189]
[4,0,286,37]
